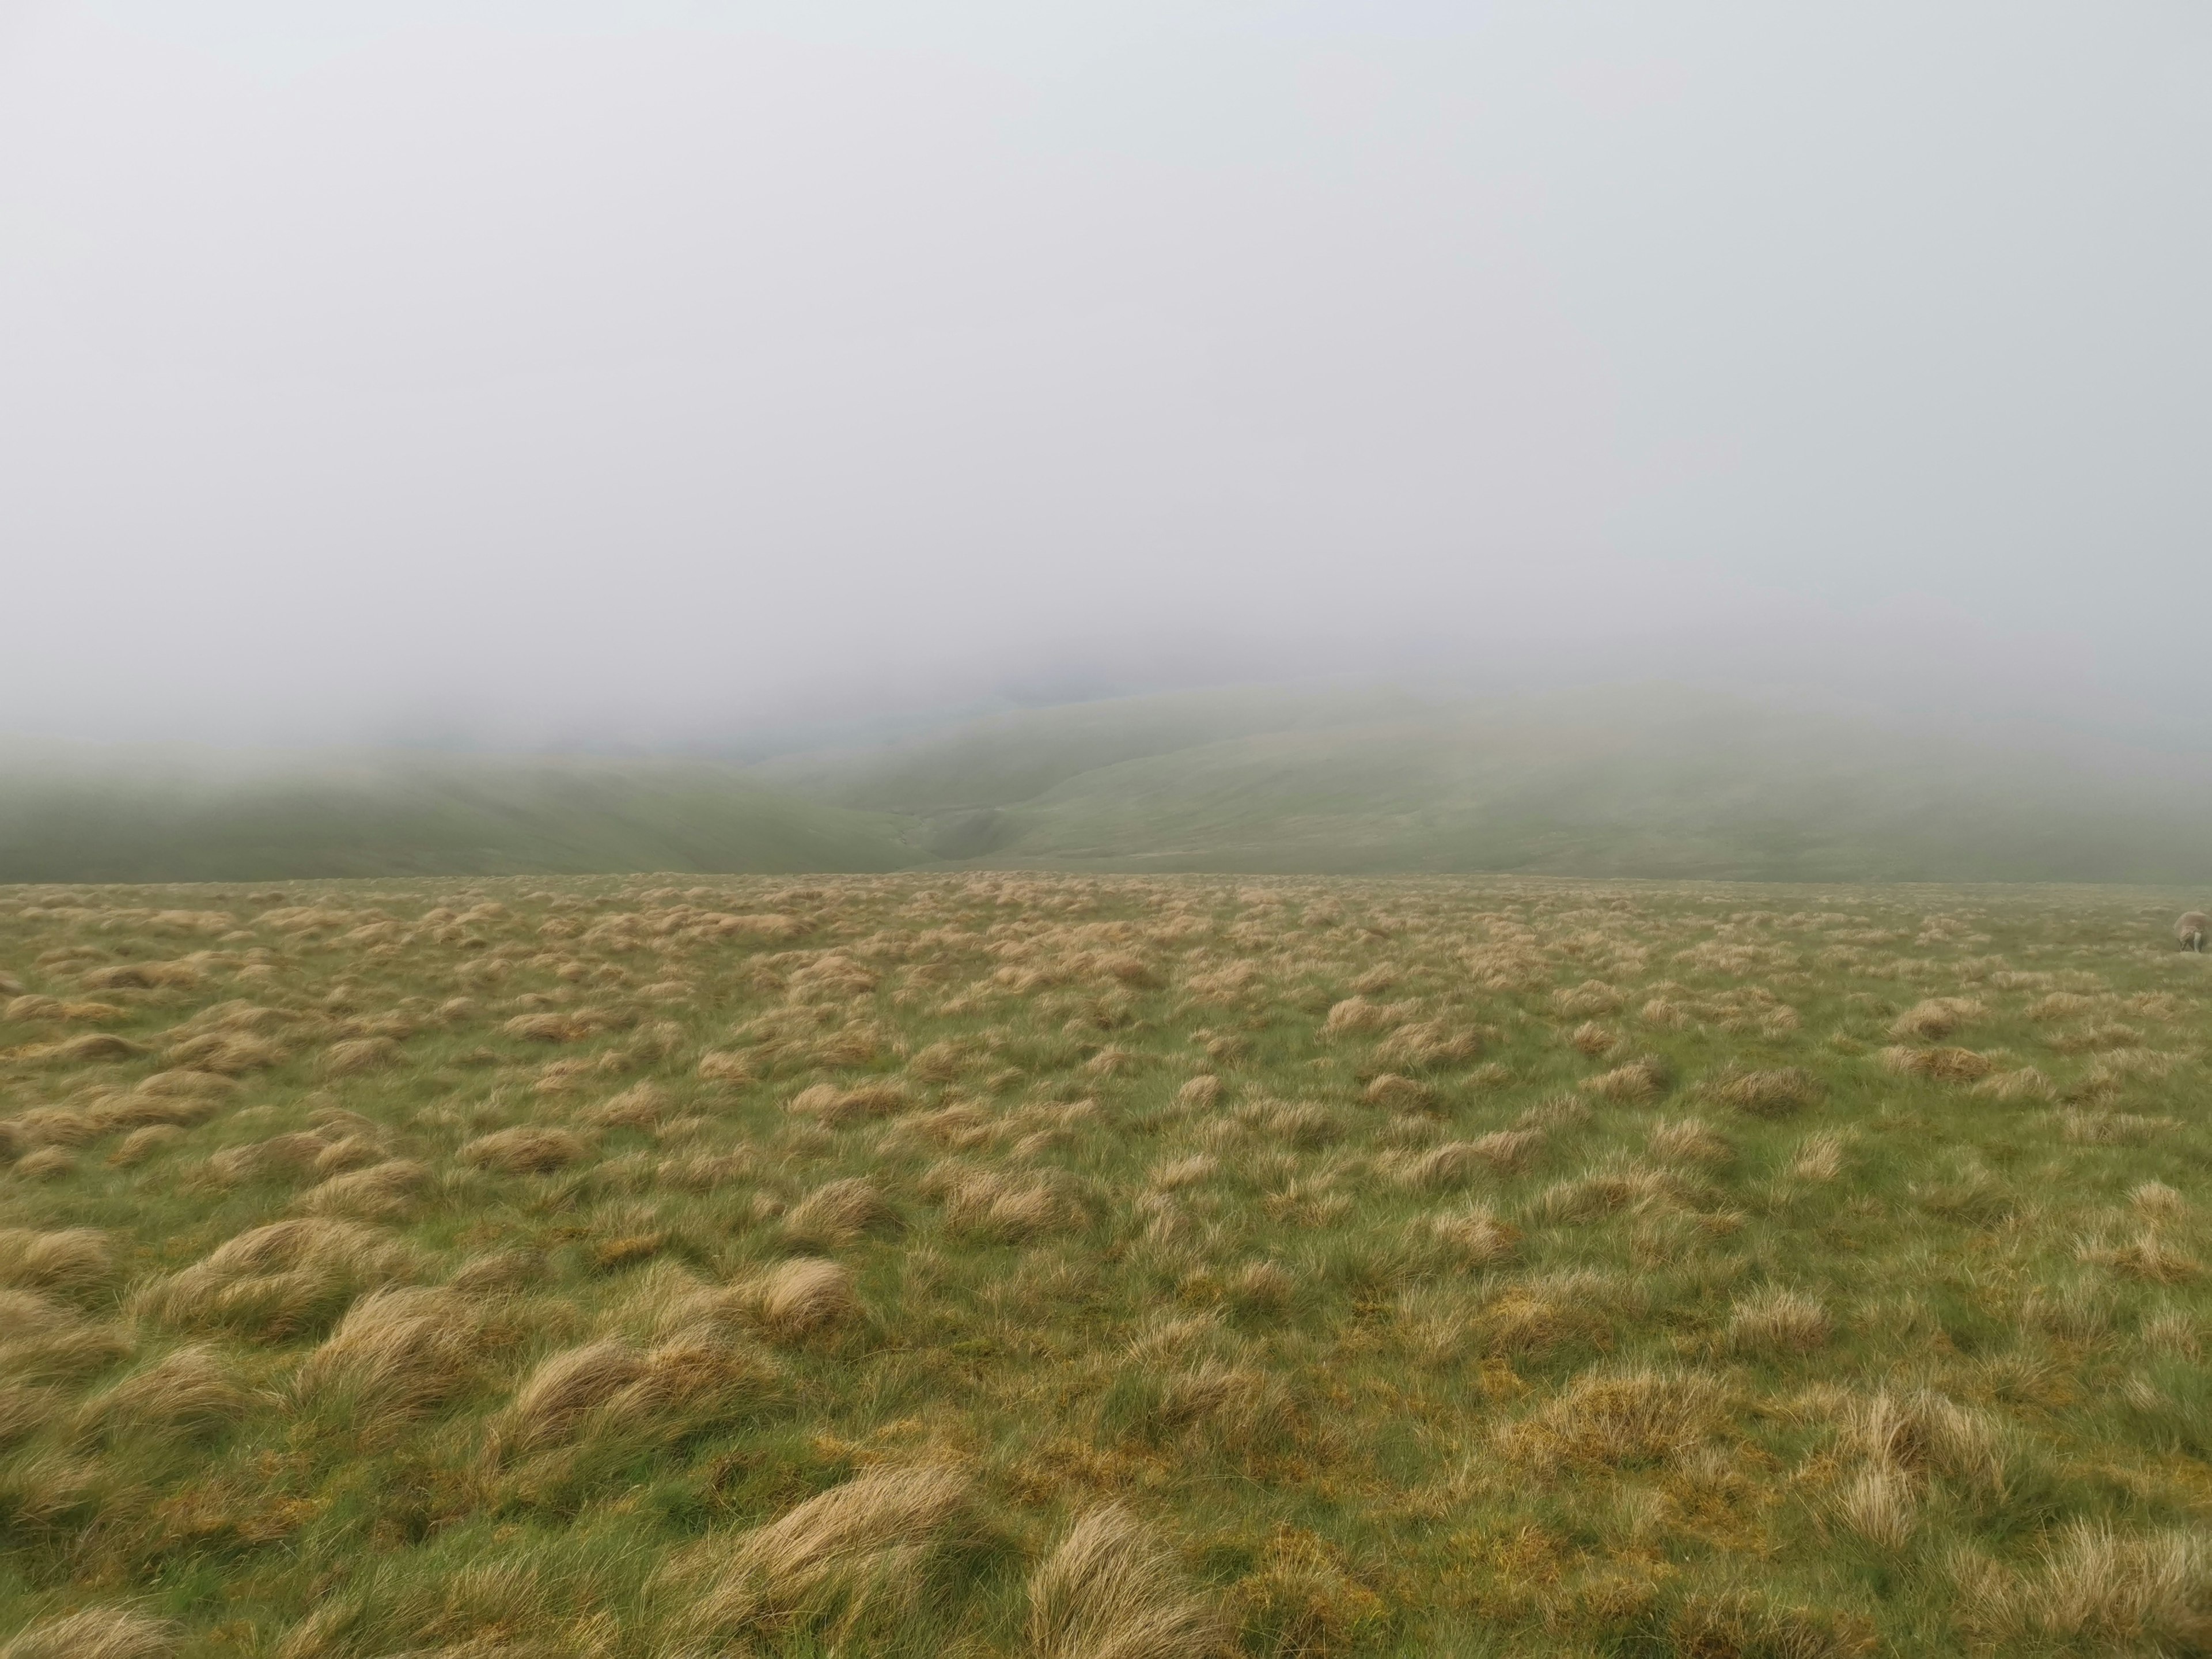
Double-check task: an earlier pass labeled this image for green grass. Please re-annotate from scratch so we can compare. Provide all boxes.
[16,681,2212,884]
[5,873,2212,1654]
[0,746,916,883]
[762,683,2212,882]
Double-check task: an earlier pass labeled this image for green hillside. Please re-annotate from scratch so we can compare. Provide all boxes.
[8,684,2212,884]
[0,746,917,883]
[757,684,2212,884]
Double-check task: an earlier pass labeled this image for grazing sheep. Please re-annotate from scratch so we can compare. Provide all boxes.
[2176,912,2209,953]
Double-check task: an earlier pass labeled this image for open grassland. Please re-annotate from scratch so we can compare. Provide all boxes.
[2,874,2211,1657]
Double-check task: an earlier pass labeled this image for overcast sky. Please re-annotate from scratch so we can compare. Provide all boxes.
[2,2,2206,749]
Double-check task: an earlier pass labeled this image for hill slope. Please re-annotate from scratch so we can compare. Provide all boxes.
[0,745,918,883]
[757,683,2212,884]
[10,683,2212,883]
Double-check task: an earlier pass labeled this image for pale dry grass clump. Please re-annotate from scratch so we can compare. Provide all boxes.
[2060,1108,2177,1145]
[491,1334,778,1461]
[747,1257,862,1341]
[785,1177,900,1247]
[1358,1073,1430,1109]
[1582,1056,1672,1105]
[695,1050,757,1084]
[1175,1075,1224,1109]
[589,1080,672,1128]
[1647,1118,1733,1167]
[1384,1131,1540,1191]
[1834,1464,1919,1551]
[675,1464,982,1643]
[1551,980,1623,1017]
[0,1606,176,1659]
[319,1036,405,1077]
[1877,1045,1995,1083]
[1427,1205,1520,1267]
[786,1081,911,1125]
[1528,1158,1698,1225]
[0,1227,113,1296]
[73,1343,256,1442]
[293,1286,488,1426]
[132,1218,420,1340]
[926,1164,1084,1243]
[1027,1504,1225,1659]
[1970,1065,2055,1101]
[2133,1181,2188,1219]
[208,1132,333,1186]
[296,1159,431,1220]
[459,1126,590,1175]
[1702,1066,1824,1116]
[165,1031,293,1076]
[1841,1388,2010,1495]
[1499,1366,1721,1469]
[0,1289,130,1386]
[1888,997,1986,1040]
[1321,997,1406,1036]
[1148,1155,1218,1192]
[1374,1020,1482,1070]
[2078,1229,2202,1285]
[1958,1522,2212,1652]
[1725,1288,1831,1354]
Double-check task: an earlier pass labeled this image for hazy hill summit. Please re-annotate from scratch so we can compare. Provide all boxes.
[0,743,913,884]
[755,682,2212,884]
[6,683,2212,882]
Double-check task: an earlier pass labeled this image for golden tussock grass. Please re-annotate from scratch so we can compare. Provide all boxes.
[13,873,2212,1654]
[1027,1505,1225,1659]
[674,1464,982,1643]
[0,1607,176,1659]
[316,1036,405,1077]
[1646,1117,1732,1167]
[1581,1056,1672,1105]
[786,1080,910,1125]
[1957,1522,2212,1652]
[1877,1044,1995,1082]
[0,1227,113,1297]
[1888,997,1986,1040]
[491,1335,778,1462]
[1725,1288,1831,1354]
[72,1343,255,1442]
[784,1177,900,1248]
[747,1257,862,1340]
[292,1286,489,1427]
[1499,1365,1721,1469]
[926,1163,1084,1243]
[1700,1065,1824,1116]
[296,1158,430,1219]
[131,1217,420,1340]
[0,1289,130,1386]
[1427,1205,1520,1267]
[458,1126,590,1175]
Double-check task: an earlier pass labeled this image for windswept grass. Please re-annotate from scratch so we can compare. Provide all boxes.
[2,873,2211,1653]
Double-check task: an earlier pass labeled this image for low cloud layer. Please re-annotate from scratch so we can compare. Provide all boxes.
[3,2,2207,749]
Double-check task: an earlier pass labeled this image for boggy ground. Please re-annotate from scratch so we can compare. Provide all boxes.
[1,874,2210,1658]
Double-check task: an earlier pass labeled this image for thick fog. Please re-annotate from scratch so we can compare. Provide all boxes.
[2,2,2207,752]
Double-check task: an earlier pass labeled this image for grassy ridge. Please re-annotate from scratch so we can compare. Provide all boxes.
[0,747,917,883]
[3,873,2212,1654]
[763,684,2212,882]
[9,683,2212,883]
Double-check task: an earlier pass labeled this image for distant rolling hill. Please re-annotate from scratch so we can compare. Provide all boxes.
[8,684,2212,884]
[753,683,2212,885]
[0,745,916,883]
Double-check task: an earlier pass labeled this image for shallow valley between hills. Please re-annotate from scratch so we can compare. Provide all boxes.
[3,873,2211,1657]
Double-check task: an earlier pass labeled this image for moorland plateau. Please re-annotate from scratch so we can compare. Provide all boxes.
[3,872,2211,1656]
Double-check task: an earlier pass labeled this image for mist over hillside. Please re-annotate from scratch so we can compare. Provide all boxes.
[7,683,2212,886]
